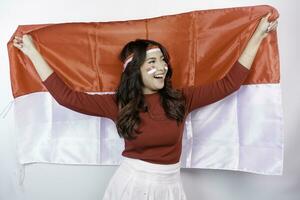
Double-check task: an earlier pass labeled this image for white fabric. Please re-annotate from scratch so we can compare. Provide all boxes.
[12,84,284,185]
[102,156,187,200]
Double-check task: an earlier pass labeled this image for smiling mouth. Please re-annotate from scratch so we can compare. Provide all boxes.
[153,74,164,79]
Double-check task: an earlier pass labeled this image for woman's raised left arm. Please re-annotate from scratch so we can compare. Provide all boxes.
[183,13,278,113]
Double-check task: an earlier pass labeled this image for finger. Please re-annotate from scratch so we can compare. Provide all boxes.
[14,37,22,42]
[13,42,23,49]
[13,39,22,45]
[13,38,22,44]
[269,23,278,31]
[264,12,271,19]
[270,20,278,25]
[14,36,23,41]
[267,23,278,33]
[14,36,22,42]
[13,39,20,44]
[269,21,278,30]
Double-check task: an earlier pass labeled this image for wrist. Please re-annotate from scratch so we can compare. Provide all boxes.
[252,31,264,43]
[27,48,40,59]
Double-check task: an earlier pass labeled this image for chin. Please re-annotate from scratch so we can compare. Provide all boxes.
[157,86,165,90]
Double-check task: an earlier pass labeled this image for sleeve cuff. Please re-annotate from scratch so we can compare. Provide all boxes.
[235,60,250,73]
[42,72,58,86]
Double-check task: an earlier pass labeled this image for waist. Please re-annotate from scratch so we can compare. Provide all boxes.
[120,156,181,183]
[121,156,181,174]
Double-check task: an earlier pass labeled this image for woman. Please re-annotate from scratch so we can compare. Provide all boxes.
[13,13,277,200]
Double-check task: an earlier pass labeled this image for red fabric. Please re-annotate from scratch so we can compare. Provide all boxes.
[7,5,279,98]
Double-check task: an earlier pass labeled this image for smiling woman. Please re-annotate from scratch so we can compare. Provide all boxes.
[115,39,186,140]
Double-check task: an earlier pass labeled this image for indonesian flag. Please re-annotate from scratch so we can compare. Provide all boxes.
[7,5,283,185]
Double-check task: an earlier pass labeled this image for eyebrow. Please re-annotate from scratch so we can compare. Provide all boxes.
[146,55,164,61]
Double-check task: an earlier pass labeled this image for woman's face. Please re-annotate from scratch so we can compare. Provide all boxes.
[140,48,168,94]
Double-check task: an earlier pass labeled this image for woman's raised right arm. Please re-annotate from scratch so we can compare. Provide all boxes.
[13,35,53,81]
[13,34,118,120]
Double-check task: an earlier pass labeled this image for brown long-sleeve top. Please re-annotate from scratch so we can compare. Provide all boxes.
[42,61,250,164]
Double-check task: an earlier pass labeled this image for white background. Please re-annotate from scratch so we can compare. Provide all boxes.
[0,0,299,200]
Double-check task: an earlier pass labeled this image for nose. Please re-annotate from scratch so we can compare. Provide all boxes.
[156,60,167,72]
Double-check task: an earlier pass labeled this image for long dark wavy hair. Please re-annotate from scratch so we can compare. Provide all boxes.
[115,39,186,140]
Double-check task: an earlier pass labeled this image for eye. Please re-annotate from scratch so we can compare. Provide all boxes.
[148,60,155,64]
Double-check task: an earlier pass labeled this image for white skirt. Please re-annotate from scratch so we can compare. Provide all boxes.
[102,156,187,200]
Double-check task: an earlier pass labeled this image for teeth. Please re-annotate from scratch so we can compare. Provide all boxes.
[154,75,164,78]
